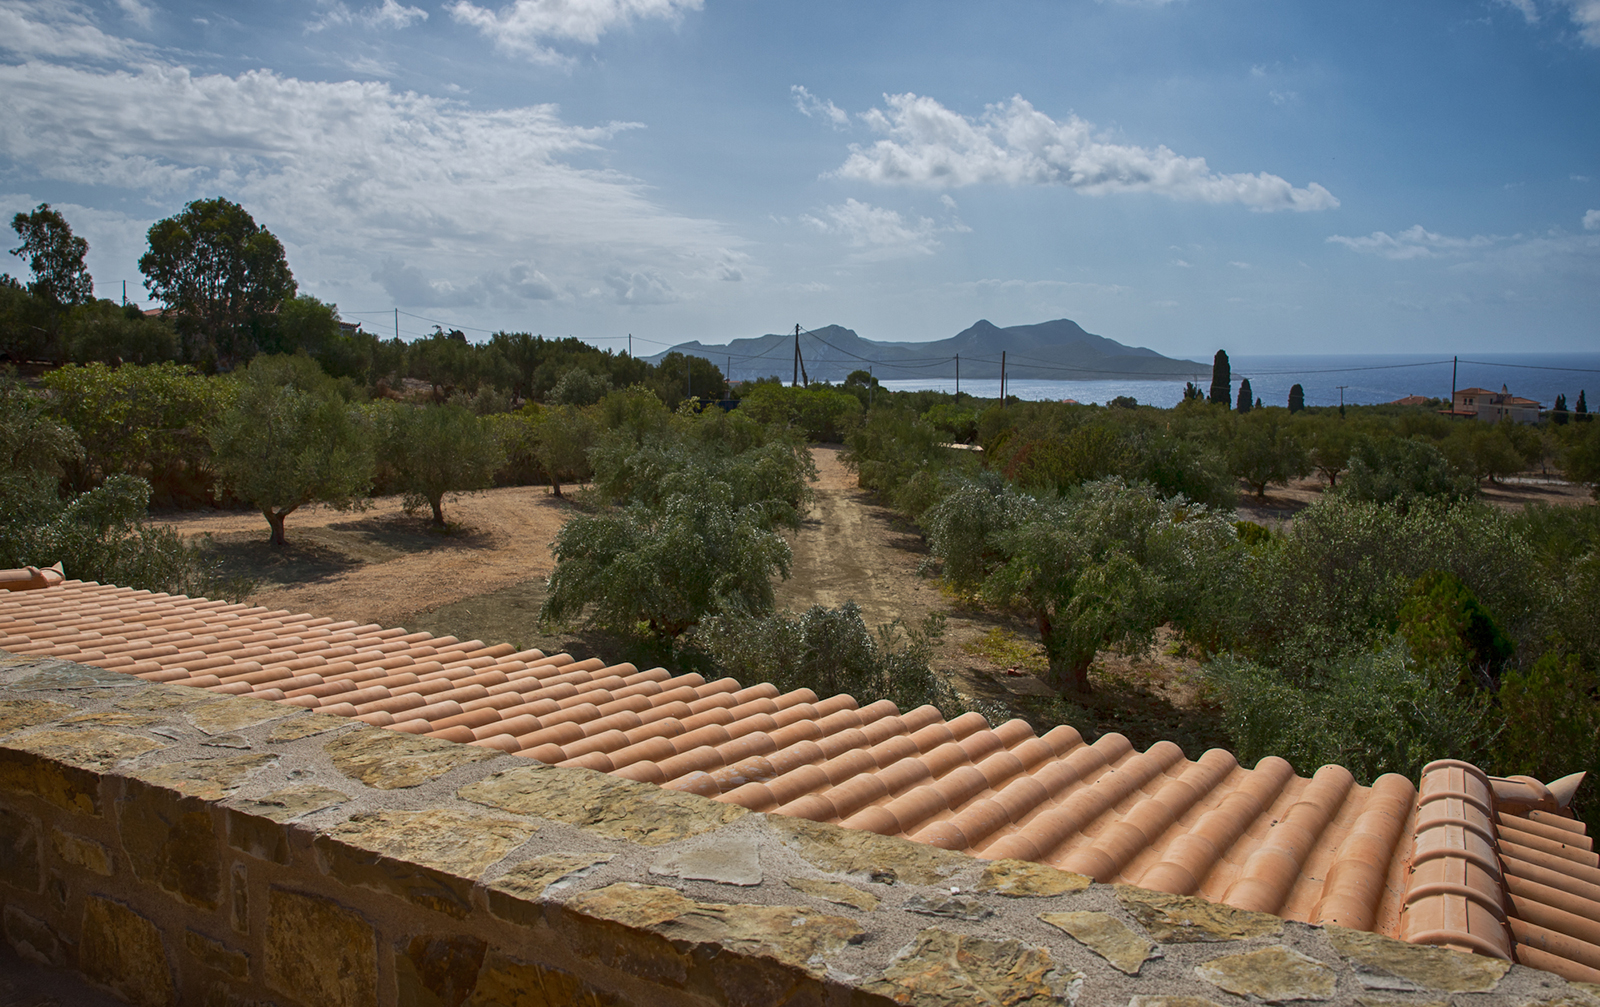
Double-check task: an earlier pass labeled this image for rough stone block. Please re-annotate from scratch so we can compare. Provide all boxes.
[460,765,744,847]
[1195,945,1337,1003]
[784,877,880,911]
[650,834,761,886]
[557,882,864,1004]
[233,784,350,822]
[0,806,42,893]
[230,862,249,934]
[266,711,349,743]
[325,729,495,790]
[264,887,377,1007]
[1115,884,1282,943]
[225,807,292,865]
[0,728,164,815]
[50,825,113,876]
[1326,925,1510,994]
[765,814,966,886]
[134,752,279,801]
[975,858,1093,898]
[394,934,487,1007]
[861,927,1083,1006]
[0,698,73,734]
[80,894,176,1007]
[316,808,533,919]
[186,696,300,736]
[486,853,614,928]
[467,952,631,1007]
[185,929,251,981]
[3,904,65,967]
[1039,910,1158,976]
[117,781,225,910]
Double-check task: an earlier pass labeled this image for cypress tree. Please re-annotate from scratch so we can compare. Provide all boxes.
[1237,378,1253,414]
[1554,393,1568,425]
[1288,383,1305,412]
[1579,390,1589,416]
[1209,350,1231,407]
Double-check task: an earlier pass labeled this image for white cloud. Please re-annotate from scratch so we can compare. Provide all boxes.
[831,92,1338,212]
[447,0,702,64]
[791,85,849,129]
[1229,261,1251,269]
[308,0,429,32]
[1574,174,1592,182]
[113,0,152,29]
[1585,209,1600,230]
[0,11,743,313]
[801,198,967,260]
[0,0,152,60]
[1498,0,1540,22]
[1327,224,1498,260]
[1556,0,1600,44]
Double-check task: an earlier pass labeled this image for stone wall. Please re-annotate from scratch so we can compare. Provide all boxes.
[0,650,1596,1007]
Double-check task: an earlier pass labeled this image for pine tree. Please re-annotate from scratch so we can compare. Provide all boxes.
[1209,350,1231,408]
[1236,378,1253,414]
[1288,384,1305,413]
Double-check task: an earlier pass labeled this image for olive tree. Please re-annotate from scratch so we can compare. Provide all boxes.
[378,402,505,527]
[1230,410,1309,498]
[541,484,791,640]
[924,477,1236,693]
[208,355,374,546]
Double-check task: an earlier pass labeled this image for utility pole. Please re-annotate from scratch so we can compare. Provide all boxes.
[121,280,126,307]
[394,308,399,342]
[793,324,800,387]
[868,366,873,409]
[955,353,960,399]
[1337,385,1348,418]
[686,355,692,402]
[628,333,632,358]
[1450,356,1457,412]
[1001,351,1007,404]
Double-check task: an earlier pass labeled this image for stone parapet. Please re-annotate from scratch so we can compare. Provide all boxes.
[0,651,1595,1007]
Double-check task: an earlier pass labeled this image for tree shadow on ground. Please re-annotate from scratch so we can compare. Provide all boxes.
[196,515,495,590]
[395,577,721,681]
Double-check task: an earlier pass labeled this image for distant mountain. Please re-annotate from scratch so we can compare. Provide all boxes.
[643,319,1206,383]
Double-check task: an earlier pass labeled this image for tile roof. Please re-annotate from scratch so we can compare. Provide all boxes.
[3,576,1595,983]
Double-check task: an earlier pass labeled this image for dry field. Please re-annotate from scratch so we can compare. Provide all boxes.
[156,448,1592,754]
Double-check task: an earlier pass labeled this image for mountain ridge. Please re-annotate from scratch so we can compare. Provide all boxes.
[643,318,1206,383]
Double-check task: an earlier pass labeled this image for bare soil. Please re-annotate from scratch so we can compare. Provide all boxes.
[158,450,1593,757]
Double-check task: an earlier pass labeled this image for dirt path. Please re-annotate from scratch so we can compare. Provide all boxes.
[774,446,943,629]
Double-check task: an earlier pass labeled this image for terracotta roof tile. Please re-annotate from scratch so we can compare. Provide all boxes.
[2,576,1596,983]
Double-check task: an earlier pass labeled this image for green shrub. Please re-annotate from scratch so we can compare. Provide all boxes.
[541,484,792,640]
[697,603,971,719]
[1206,640,1499,785]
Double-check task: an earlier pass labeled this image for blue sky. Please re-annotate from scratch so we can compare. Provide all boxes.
[2,0,1597,359]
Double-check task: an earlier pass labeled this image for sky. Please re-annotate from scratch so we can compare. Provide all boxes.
[1,0,1597,360]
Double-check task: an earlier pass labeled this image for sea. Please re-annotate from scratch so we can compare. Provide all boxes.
[876,353,1600,411]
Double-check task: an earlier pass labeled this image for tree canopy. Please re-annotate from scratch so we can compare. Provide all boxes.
[207,355,373,545]
[139,198,296,368]
[10,204,92,308]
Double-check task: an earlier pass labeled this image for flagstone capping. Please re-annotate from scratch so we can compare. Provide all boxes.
[0,652,1595,1006]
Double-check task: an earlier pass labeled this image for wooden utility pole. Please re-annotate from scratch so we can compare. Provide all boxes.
[1001,351,1007,403]
[955,353,960,399]
[793,324,800,387]
[1451,356,1457,411]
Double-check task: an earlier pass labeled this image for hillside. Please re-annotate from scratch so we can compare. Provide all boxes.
[644,318,1206,383]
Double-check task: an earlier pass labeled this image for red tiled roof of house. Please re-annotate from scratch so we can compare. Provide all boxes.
[1390,395,1431,407]
[3,577,1595,982]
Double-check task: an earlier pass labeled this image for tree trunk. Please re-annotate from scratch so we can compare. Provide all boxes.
[264,508,289,547]
[430,496,446,528]
[550,479,564,498]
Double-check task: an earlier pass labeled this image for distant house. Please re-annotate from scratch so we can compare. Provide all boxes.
[1389,394,1431,407]
[1446,385,1541,423]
